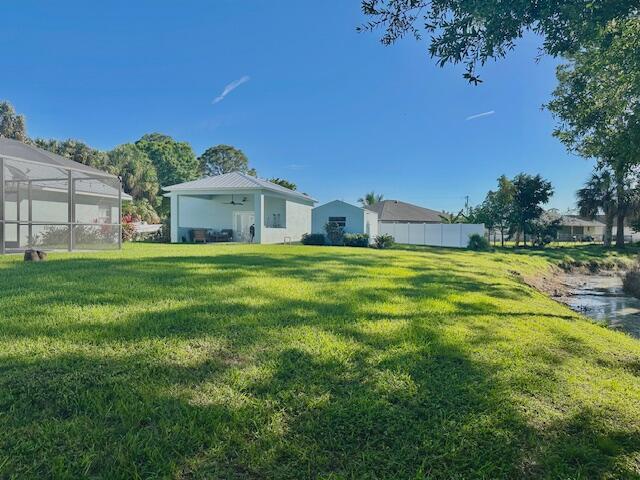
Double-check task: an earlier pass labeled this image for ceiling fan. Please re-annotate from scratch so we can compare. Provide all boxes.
[224,195,247,205]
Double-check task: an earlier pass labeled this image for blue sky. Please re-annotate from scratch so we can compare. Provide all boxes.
[1,0,592,212]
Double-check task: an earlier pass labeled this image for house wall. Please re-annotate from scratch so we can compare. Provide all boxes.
[262,199,312,244]
[312,201,365,235]
[4,189,118,245]
[264,195,286,228]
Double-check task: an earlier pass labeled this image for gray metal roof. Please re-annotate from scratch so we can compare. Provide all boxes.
[164,171,316,202]
[365,200,444,223]
[0,137,117,178]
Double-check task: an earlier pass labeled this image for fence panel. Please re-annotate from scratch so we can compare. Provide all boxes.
[408,223,425,244]
[380,222,485,248]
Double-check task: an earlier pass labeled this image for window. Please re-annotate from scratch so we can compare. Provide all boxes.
[98,203,112,224]
[328,216,346,227]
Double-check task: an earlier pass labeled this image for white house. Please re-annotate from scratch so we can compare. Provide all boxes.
[312,200,378,239]
[164,172,316,244]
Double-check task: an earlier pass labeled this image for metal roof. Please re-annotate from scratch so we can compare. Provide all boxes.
[365,200,444,223]
[0,137,117,178]
[163,171,316,202]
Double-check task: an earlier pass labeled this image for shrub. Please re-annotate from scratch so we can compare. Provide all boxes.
[344,233,369,247]
[122,222,137,242]
[301,233,325,245]
[122,199,161,225]
[374,233,394,249]
[623,265,640,298]
[154,216,171,243]
[467,233,490,251]
[324,222,345,246]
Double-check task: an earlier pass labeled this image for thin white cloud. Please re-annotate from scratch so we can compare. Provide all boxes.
[287,163,307,170]
[466,110,495,121]
[212,75,250,104]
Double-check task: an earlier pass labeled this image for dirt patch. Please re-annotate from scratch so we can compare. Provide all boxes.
[511,267,568,298]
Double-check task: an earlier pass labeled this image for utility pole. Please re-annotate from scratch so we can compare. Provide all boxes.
[464,195,469,213]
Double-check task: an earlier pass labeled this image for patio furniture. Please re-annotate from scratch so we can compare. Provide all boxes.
[208,230,233,242]
[192,229,207,243]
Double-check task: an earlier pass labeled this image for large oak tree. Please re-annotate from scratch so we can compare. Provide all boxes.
[359,0,638,82]
[547,18,640,247]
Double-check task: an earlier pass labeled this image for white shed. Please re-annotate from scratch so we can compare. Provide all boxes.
[312,200,378,239]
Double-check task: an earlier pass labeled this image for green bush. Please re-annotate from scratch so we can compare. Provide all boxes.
[374,234,394,249]
[344,233,369,247]
[324,222,345,246]
[301,233,326,245]
[623,269,640,298]
[122,222,137,242]
[122,198,160,224]
[467,233,490,251]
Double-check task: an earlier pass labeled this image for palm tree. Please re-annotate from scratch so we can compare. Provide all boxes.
[577,169,616,247]
[358,191,384,206]
[439,209,467,224]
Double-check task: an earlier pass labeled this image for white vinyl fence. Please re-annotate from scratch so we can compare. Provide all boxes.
[378,223,485,248]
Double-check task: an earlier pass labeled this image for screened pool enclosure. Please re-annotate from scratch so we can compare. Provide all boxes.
[0,138,129,253]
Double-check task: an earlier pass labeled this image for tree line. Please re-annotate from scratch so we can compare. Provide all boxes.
[0,101,296,223]
[465,174,554,247]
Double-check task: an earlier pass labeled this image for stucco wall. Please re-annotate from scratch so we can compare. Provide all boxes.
[312,200,365,235]
[261,199,312,244]
[264,195,286,228]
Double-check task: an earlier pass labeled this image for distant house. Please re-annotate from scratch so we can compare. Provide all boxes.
[312,200,378,239]
[554,215,606,242]
[553,214,640,243]
[364,200,444,224]
[163,171,316,244]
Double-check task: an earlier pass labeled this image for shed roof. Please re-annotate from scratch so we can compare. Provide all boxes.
[0,137,117,178]
[164,171,316,202]
[365,200,443,223]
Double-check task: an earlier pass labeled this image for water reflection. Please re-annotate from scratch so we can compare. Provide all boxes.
[562,274,640,338]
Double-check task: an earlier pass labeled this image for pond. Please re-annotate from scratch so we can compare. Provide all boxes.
[561,272,640,338]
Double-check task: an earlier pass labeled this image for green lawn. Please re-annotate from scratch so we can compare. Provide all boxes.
[1,243,639,479]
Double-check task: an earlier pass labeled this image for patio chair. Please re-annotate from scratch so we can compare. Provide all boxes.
[192,229,207,243]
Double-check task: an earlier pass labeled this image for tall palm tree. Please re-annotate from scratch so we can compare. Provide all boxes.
[577,169,616,247]
[358,191,384,206]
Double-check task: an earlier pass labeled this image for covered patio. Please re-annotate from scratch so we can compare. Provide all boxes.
[164,172,315,244]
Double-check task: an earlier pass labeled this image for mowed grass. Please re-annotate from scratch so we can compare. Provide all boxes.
[0,243,639,479]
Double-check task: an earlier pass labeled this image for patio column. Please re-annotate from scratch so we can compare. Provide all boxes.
[170,194,179,243]
[254,192,264,244]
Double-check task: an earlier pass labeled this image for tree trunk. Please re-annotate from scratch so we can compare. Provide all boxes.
[616,180,626,248]
[604,210,614,248]
[616,211,626,248]
[500,229,504,247]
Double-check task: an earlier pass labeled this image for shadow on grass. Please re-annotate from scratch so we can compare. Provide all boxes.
[0,248,639,478]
